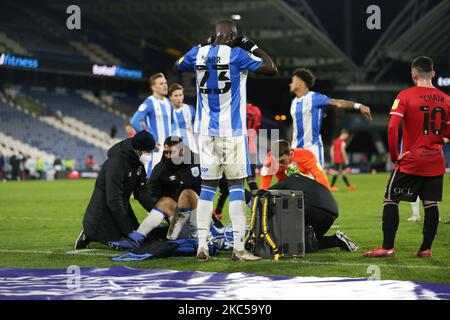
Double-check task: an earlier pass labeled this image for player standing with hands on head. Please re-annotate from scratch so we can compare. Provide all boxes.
[289,68,372,167]
[364,56,450,258]
[175,18,277,261]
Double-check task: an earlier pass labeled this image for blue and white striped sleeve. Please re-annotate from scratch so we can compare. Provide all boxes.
[189,105,196,126]
[130,100,151,132]
[314,93,331,109]
[235,47,262,72]
[170,102,177,135]
[176,46,199,72]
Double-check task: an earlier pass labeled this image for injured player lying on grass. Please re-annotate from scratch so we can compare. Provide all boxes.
[110,169,358,262]
[75,136,358,258]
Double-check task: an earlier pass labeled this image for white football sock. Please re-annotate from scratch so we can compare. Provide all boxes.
[137,208,165,236]
[411,197,420,217]
[196,199,213,250]
[167,208,191,240]
[229,200,246,251]
[189,209,197,237]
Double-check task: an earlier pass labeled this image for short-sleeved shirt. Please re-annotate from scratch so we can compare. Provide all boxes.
[389,86,450,176]
[176,44,262,137]
[246,103,262,154]
[130,95,174,146]
[332,138,346,164]
[291,91,330,148]
[172,103,197,152]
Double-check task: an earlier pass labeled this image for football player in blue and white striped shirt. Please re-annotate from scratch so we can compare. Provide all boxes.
[289,68,372,167]
[169,83,198,153]
[175,18,277,261]
[131,73,175,177]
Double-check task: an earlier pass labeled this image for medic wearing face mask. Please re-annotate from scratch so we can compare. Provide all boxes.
[74,131,157,250]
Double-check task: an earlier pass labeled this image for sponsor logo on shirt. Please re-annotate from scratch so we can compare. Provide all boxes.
[391,99,400,110]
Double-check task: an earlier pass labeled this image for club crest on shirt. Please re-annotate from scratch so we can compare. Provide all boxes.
[391,99,400,110]
[138,103,147,112]
[191,167,200,177]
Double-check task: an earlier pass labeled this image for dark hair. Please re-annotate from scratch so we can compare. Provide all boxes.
[164,135,183,147]
[169,83,183,97]
[411,56,434,73]
[292,68,315,88]
[271,140,291,157]
[149,72,165,86]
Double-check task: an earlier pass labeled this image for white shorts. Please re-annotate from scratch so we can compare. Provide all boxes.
[199,135,251,180]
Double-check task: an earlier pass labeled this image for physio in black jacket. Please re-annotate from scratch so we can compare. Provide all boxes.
[270,172,359,252]
[110,136,202,250]
[74,131,156,250]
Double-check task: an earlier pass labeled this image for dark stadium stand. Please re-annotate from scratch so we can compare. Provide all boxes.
[0,0,448,178]
[25,88,128,139]
[110,93,143,114]
[0,99,107,168]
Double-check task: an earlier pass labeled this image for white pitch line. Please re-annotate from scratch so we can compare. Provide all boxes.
[65,249,115,257]
[0,217,79,221]
[0,249,54,254]
[1,249,450,272]
[0,249,114,257]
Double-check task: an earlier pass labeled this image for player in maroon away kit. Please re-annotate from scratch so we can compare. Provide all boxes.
[364,56,450,258]
[245,102,262,191]
[329,129,356,191]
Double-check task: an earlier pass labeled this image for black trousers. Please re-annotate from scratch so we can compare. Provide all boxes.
[306,206,339,249]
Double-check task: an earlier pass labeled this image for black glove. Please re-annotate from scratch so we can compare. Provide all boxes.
[199,34,216,47]
[231,36,258,53]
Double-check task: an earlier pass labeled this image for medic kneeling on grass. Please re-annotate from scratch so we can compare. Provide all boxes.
[74,130,157,250]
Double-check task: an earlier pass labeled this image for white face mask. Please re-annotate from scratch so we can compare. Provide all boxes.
[139,153,152,172]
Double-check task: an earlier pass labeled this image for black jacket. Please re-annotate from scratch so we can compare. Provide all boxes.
[142,150,201,208]
[269,174,339,218]
[82,139,151,243]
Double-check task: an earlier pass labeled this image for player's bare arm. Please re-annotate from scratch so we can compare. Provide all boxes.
[231,36,277,76]
[139,120,148,131]
[327,99,372,120]
[330,146,334,163]
[253,48,277,76]
[341,144,348,165]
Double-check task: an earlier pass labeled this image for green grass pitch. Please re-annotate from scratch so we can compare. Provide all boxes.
[0,174,449,283]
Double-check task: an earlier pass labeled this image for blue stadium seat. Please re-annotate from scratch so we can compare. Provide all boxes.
[26,88,128,139]
[0,100,107,169]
